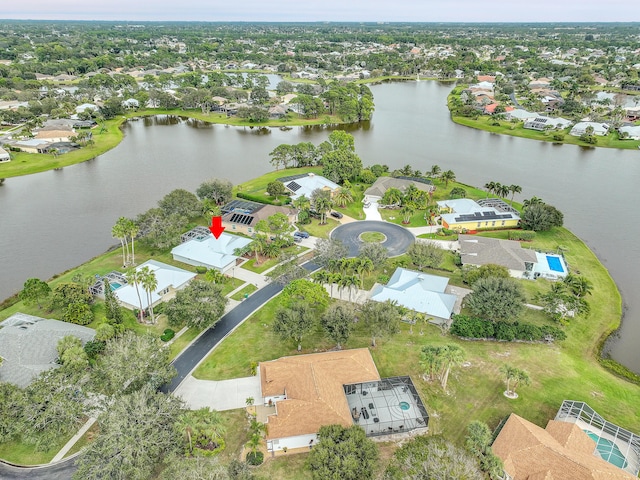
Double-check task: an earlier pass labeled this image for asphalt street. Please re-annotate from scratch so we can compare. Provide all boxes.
[331,220,415,257]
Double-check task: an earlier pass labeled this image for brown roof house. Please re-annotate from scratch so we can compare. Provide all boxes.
[260,349,429,453]
[220,199,295,237]
[493,409,638,480]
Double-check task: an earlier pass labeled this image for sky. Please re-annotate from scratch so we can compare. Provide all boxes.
[2,0,638,23]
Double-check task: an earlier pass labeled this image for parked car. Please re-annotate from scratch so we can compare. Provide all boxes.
[330,211,343,219]
[294,231,310,239]
[293,236,302,243]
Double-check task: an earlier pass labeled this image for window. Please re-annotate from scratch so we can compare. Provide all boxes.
[485,222,488,226]
[248,227,252,233]
[501,221,505,226]
[477,222,481,228]
[492,221,496,226]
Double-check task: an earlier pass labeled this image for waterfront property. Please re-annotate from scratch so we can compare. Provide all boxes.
[523,115,573,131]
[533,252,569,279]
[221,199,295,237]
[259,349,428,453]
[171,228,252,273]
[493,399,640,480]
[363,176,434,205]
[278,172,340,201]
[369,267,457,323]
[0,313,95,387]
[570,122,610,137]
[555,400,640,476]
[458,234,537,278]
[438,198,520,232]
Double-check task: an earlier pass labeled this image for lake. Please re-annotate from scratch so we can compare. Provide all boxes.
[0,80,638,372]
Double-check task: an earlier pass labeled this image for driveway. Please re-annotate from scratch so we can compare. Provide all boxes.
[174,375,262,411]
[331,220,415,257]
[363,201,382,221]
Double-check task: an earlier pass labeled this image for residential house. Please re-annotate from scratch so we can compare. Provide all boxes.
[12,139,50,154]
[109,260,196,311]
[75,103,99,114]
[523,116,573,131]
[458,234,537,278]
[437,199,520,232]
[268,105,287,119]
[0,146,10,162]
[506,109,538,122]
[370,268,458,323]
[483,103,514,115]
[364,176,434,204]
[278,172,340,201]
[221,199,295,236]
[618,125,640,140]
[0,313,95,387]
[122,98,140,109]
[34,129,75,143]
[570,122,610,137]
[171,230,252,273]
[492,410,637,480]
[260,349,429,453]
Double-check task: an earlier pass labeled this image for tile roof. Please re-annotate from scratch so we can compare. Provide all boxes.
[260,349,380,440]
[493,414,635,480]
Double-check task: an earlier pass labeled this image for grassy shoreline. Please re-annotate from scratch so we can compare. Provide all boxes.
[447,88,640,150]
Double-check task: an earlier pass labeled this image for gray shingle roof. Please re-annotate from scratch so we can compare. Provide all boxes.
[458,234,537,271]
[0,314,95,388]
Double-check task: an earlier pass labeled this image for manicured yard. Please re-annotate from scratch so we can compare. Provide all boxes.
[298,218,340,238]
[193,223,640,452]
[234,166,322,204]
[360,231,386,243]
[231,284,258,301]
[0,435,71,465]
[168,327,202,360]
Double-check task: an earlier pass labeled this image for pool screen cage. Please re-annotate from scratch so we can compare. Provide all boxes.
[88,271,128,296]
[555,400,640,476]
[180,226,211,243]
[343,376,429,438]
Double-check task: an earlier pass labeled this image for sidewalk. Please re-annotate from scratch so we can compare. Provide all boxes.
[50,416,97,463]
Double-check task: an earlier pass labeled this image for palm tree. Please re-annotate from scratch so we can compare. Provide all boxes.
[420,345,443,382]
[112,217,130,267]
[249,239,265,265]
[523,196,544,208]
[400,204,415,224]
[293,194,311,213]
[439,344,465,391]
[333,188,353,208]
[124,219,139,266]
[497,183,510,199]
[139,266,158,324]
[382,187,403,206]
[345,274,361,302]
[500,364,518,396]
[429,165,441,178]
[512,369,531,396]
[354,257,374,285]
[484,181,497,198]
[125,268,145,322]
[508,184,522,206]
[563,274,593,298]
[176,413,195,454]
[440,170,456,188]
[314,195,332,225]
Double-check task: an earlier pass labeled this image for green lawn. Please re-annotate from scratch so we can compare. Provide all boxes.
[298,218,340,239]
[0,435,71,465]
[231,284,258,301]
[234,166,322,204]
[360,231,386,243]
[168,327,202,360]
[63,422,99,458]
[193,223,640,450]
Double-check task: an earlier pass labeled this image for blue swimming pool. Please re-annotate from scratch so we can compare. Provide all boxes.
[546,255,565,273]
[110,282,122,291]
[585,431,628,469]
[399,402,410,411]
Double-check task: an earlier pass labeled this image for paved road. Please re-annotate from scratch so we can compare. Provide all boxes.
[0,263,318,479]
[331,220,415,257]
[160,281,283,393]
[0,456,78,480]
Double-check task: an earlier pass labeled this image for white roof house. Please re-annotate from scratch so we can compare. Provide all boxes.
[506,109,538,121]
[75,103,99,114]
[569,122,610,137]
[524,116,573,131]
[279,173,340,200]
[0,146,10,162]
[171,232,252,273]
[0,314,95,387]
[114,260,196,310]
[619,125,640,140]
[370,268,457,321]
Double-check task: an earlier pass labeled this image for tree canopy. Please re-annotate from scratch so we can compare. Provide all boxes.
[463,276,525,322]
[165,280,228,329]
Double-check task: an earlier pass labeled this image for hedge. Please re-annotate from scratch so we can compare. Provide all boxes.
[507,230,536,241]
[450,314,566,342]
[236,191,291,206]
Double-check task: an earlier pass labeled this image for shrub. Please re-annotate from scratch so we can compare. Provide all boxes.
[160,329,175,342]
[195,266,208,274]
[450,315,565,342]
[246,451,264,465]
[552,133,565,141]
[377,274,390,284]
[507,230,536,241]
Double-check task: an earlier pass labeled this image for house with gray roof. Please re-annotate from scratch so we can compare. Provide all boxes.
[618,125,640,140]
[364,176,434,204]
[0,313,95,388]
[458,234,537,278]
[370,268,457,323]
[171,231,252,273]
[570,122,610,137]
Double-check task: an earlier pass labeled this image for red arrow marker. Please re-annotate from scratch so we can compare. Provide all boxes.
[209,216,225,239]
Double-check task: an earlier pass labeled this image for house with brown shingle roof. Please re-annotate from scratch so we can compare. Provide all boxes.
[493,414,636,480]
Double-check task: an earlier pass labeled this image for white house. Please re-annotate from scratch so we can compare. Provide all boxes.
[523,116,573,131]
[0,146,10,162]
[619,125,640,140]
[171,232,252,273]
[113,260,196,311]
[75,103,99,114]
[370,268,457,322]
[569,122,610,137]
[279,172,340,201]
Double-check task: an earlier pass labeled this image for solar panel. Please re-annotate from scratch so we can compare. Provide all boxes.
[287,181,302,192]
[229,213,254,225]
